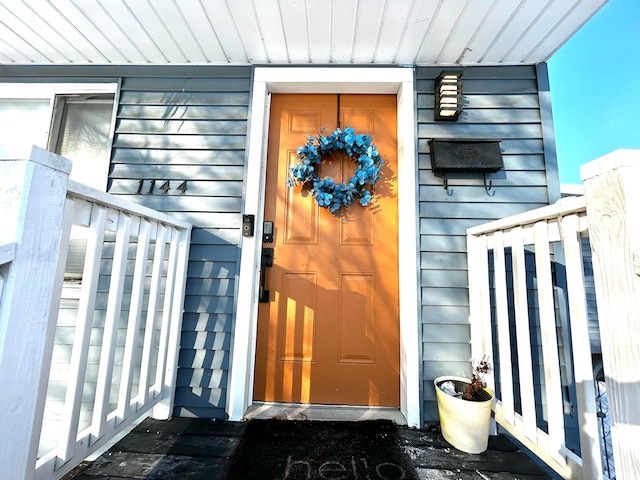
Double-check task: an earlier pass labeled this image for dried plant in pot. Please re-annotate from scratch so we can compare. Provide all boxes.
[434,357,494,454]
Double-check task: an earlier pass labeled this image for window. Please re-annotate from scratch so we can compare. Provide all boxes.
[1,84,117,285]
[0,83,117,191]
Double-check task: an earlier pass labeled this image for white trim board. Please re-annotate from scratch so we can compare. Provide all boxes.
[227,67,421,428]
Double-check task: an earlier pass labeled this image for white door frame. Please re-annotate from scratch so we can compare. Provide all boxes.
[227,67,421,427]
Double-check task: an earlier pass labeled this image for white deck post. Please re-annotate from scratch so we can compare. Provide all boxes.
[581,150,640,480]
[0,148,71,480]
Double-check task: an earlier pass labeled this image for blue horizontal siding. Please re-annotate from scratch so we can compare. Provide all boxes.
[109,67,251,419]
[1,64,560,427]
[417,65,553,423]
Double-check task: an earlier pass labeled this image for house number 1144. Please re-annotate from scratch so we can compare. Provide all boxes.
[136,180,187,195]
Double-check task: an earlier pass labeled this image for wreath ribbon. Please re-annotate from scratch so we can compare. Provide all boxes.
[287,127,384,216]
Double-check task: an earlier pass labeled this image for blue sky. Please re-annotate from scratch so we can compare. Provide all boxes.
[547,0,640,185]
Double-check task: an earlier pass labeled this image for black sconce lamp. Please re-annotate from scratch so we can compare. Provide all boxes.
[435,71,463,121]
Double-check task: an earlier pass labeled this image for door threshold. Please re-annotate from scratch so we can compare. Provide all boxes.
[244,402,407,425]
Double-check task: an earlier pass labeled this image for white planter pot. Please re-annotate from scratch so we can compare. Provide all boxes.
[434,376,494,454]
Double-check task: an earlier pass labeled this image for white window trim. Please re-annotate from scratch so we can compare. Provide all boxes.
[227,67,421,427]
[0,83,117,98]
[1,82,118,192]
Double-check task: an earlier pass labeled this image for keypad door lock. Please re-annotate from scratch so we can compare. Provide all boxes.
[263,221,274,243]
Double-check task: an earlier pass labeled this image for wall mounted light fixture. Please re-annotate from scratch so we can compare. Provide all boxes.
[435,71,463,121]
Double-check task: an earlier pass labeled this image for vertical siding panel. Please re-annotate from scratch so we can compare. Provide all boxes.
[110,68,251,418]
[417,65,552,422]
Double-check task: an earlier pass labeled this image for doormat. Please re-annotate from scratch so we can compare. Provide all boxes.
[225,419,418,480]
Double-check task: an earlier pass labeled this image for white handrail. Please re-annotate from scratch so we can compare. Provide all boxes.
[66,179,190,230]
[468,150,640,479]
[467,195,586,236]
[0,148,191,480]
[468,197,600,479]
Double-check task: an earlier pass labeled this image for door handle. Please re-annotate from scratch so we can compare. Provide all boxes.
[259,247,274,303]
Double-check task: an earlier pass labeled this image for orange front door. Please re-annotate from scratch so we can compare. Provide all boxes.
[253,94,399,406]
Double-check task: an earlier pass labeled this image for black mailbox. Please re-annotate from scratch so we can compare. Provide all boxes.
[430,139,503,173]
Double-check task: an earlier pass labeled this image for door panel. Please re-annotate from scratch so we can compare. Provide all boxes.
[338,273,376,364]
[253,94,399,406]
[284,148,319,244]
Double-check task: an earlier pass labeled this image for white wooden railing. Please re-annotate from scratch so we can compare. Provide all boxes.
[0,148,192,480]
[467,150,640,480]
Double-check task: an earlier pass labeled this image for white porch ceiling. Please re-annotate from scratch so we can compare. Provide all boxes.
[0,0,607,66]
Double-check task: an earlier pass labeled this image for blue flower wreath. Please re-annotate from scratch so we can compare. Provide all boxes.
[287,127,384,216]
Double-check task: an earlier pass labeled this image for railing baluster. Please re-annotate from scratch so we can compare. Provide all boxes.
[0,262,5,302]
[116,219,151,423]
[91,212,132,443]
[492,231,515,425]
[57,204,107,465]
[137,224,168,409]
[153,226,191,420]
[533,220,567,467]
[561,214,601,479]
[511,226,537,443]
[153,228,180,396]
[35,197,76,460]
[468,233,493,377]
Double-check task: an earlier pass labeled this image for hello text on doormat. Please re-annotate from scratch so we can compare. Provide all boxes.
[225,419,418,480]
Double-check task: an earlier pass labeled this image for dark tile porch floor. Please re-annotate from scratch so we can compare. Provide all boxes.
[63,417,553,480]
